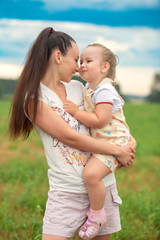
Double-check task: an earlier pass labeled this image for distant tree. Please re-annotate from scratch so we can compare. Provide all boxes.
[0,79,17,96]
[72,74,86,86]
[114,83,127,101]
[0,85,3,99]
[147,72,160,102]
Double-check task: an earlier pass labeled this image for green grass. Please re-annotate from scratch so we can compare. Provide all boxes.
[0,100,160,240]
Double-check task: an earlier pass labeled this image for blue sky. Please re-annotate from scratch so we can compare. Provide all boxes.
[0,0,160,95]
[0,0,160,28]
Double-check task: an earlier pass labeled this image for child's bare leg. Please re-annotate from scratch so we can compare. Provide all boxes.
[83,155,111,210]
[79,156,111,239]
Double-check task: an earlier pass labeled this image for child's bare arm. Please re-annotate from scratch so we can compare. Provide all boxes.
[64,100,79,116]
[64,100,112,128]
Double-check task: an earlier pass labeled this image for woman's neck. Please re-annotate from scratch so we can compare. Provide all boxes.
[41,76,67,103]
[40,64,67,103]
[41,68,61,91]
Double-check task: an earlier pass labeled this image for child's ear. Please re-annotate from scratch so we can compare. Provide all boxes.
[105,62,110,70]
[54,50,61,64]
[101,62,110,74]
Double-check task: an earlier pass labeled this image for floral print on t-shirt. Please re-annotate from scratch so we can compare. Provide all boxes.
[51,106,91,166]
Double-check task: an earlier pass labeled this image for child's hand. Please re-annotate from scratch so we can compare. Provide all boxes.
[64,100,78,116]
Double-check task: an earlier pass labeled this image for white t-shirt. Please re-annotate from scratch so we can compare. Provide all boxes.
[34,80,116,193]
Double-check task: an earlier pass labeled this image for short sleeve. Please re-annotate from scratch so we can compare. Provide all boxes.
[92,88,114,105]
[92,84,123,113]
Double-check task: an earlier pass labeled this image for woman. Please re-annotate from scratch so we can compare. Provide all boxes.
[9,27,136,240]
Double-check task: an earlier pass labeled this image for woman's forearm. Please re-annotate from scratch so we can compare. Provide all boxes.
[33,101,134,164]
[56,129,134,166]
[63,128,120,156]
[33,101,118,155]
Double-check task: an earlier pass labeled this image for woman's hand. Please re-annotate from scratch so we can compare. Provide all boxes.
[115,134,136,168]
[116,144,135,168]
[128,134,137,153]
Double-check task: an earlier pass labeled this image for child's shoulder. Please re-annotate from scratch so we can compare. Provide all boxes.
[97,82,114,92]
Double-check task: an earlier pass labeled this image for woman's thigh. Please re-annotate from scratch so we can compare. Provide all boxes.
[42,190,89,238]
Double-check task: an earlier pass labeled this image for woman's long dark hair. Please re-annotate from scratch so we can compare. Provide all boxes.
[8,27,76,140]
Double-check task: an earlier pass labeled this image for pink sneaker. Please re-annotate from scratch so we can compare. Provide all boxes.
[79,209,107,239]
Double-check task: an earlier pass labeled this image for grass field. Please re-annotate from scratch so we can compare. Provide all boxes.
[0,100,160,240]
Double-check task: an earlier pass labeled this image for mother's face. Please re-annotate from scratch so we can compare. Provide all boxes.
[60,41,79,83]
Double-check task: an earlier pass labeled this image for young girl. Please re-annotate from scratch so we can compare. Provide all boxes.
[64,43,134,239]
[9,28,135,240]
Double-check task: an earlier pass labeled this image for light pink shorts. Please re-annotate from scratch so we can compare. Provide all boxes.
[42,183,122,238]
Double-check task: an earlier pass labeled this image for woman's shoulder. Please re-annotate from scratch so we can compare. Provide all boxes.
[39,82,56,100]
[39,82,62,106]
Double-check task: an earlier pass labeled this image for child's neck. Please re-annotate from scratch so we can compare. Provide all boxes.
[89,77,106,90]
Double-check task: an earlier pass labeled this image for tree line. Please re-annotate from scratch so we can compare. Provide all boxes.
[147,73,160,102]
[0,79,17,99]
[0,72,160,102]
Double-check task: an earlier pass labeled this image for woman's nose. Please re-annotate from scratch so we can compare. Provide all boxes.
[75,64,80,72]
[73,65,79,74]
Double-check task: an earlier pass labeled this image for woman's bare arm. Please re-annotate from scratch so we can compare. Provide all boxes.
[29,100,135,166]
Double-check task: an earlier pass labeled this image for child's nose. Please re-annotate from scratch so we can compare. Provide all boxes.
[80,63,84,68]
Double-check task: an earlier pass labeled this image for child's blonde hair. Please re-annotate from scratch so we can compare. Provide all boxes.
[87,43,118,81]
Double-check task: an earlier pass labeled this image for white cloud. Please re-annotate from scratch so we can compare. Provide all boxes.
[0,19,159,95]
[35,0,159,11]
[0,19,160,66]
[0,62,23,79]
[96,37,130,52]
[105,0,159,10]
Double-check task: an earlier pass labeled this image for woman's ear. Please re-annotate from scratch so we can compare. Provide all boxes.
[54,50,62,64]
[101,62,110,74]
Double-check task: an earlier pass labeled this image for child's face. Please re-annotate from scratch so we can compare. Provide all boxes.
[79,46,105,84]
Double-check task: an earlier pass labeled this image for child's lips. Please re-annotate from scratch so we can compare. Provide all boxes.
[80,69,87,73]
